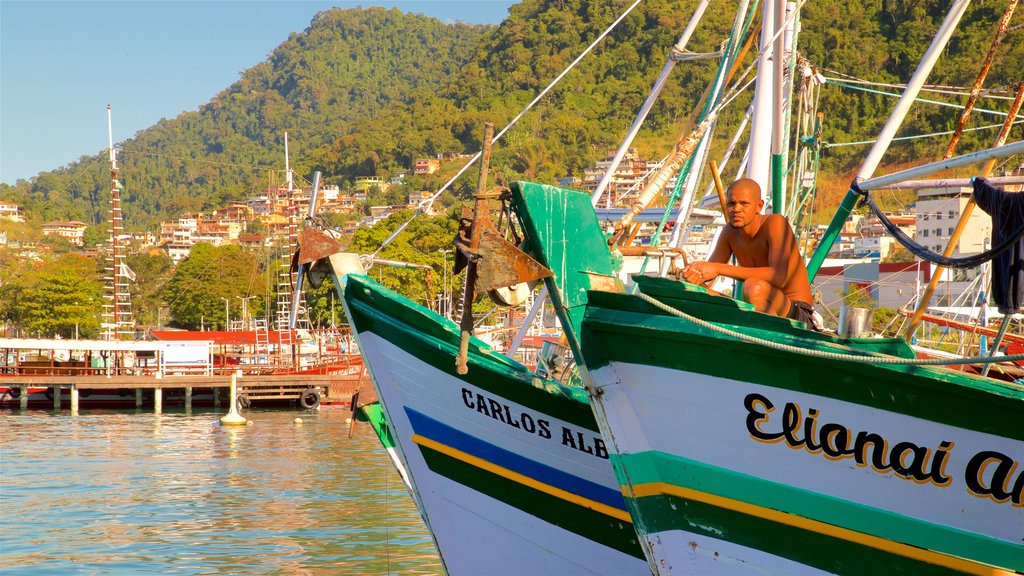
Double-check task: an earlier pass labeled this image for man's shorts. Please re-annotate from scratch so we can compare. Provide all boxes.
[787,300,818,330]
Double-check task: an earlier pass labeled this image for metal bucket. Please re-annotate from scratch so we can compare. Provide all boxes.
[839,306,874,338]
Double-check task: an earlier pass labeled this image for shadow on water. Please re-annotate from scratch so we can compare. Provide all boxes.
[0,408,442,575]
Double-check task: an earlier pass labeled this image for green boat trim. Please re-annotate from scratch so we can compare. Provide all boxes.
[580,289,1024,440]
[357,402,396,450]
[344,275,596,430]
[618,450,1021,571]
[414,433,644,558]
[626,485,991,575]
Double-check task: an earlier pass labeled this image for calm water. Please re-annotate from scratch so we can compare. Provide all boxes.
[0,408,443,575]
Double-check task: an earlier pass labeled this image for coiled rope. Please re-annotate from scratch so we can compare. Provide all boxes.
[634,292,1024,367]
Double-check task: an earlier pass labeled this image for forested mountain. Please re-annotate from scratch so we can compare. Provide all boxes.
[3,0,1021,230]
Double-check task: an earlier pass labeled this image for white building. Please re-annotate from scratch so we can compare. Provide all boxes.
[0,202,24,222]
[915,185,991,257]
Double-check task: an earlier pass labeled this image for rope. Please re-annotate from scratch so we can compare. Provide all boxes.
[634,292,1024,367]
[827,80,1013,117]
[818,70,1019,101]
[852,181,1024,269]
[822,120,1023,148]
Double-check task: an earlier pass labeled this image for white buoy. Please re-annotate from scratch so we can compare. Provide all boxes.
[294,418,303,425]
[345,417,352,424]
[219,372,248,426]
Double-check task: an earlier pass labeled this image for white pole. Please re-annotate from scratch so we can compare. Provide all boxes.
[220,371,248,426]
[746,0,776,193]
[858,141,1024,190]
[669,0,751,246]
[508,286,548,355]
[806,0,974,279]
[591,0,713,205]
[107,105,116,169]
[854,0,973,182]
[284,131,293,192]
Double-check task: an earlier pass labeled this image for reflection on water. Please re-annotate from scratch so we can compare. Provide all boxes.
[0,409,442,575]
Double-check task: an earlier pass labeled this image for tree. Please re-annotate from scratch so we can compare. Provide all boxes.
[83,222,111,248]
[4,254,103,338]
[161,243,268,329]
[883,245,915,263]
[126,250,175,328]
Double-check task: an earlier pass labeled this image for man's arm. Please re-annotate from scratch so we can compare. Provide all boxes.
[693,216,791,287]
[682,233,732,285]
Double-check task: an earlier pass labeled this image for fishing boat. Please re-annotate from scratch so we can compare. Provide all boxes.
[497,0,1024,572]
[334,272,645,574]
[507,178,1023,574]
[281,147,643,571]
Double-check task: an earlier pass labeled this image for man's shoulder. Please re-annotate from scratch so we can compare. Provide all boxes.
[761,214,795,235]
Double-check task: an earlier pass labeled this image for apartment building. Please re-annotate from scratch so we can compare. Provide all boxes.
[41,221,88,246]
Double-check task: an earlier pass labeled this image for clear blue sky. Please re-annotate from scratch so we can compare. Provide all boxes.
[0,0,517,185]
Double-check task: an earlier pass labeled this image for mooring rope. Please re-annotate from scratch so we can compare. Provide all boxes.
[634,292,1024,367]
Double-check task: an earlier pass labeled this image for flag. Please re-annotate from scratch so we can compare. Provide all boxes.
[121,262,137,282]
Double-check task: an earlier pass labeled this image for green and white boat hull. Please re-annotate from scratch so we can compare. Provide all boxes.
[357,401,411,489]
[505,180,1024,574]
[338,273,647,575]
[578,285,1024,575]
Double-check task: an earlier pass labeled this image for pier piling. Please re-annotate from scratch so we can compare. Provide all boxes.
[19,386,27,410]
[219,372,248,426]
[154,388,162,414]
[71,386,79,414]
[185,387,193,411]
[135,389,142,408]
[53,387,61,411]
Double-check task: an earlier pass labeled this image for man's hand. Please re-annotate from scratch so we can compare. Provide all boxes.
[682,261,718,285]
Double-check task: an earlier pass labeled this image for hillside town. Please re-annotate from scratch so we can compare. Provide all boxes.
[2,151,1019,324]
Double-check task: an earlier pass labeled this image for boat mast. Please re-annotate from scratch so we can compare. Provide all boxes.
[805,0,973,280]
[104,105,134,340]
[590,0,712,207]
[746,0,775,196]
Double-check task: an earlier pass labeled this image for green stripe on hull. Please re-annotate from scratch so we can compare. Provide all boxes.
[358,402,396,450]
[344,275,598,431]
[581,295,1024,440]
[618,451,1021,570]
[417,442,645,559]
[631,492,965,576]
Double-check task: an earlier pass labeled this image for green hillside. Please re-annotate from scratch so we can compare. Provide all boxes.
[3,0,1021,230]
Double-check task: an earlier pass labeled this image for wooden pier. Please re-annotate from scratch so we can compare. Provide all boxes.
[1,372,364,413]
[0,334,366,413]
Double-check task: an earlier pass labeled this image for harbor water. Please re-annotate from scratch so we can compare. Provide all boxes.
[0,408,443,575]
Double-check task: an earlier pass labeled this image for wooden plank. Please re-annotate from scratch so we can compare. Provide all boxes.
[0,373,346,390]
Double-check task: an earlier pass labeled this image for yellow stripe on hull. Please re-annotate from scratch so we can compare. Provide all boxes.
[412,433,632,523]
[627,482,1013,576]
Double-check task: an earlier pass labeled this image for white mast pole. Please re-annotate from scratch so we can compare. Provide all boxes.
[856,0,973,182]
[745,0,775,194]
[107,105,116,170]
[806,0,973,280]
[591,0,712,205]
[284,131,293,192]
[668,0,751,247]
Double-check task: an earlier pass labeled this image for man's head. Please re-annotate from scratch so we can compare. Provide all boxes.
[725,178,764,230]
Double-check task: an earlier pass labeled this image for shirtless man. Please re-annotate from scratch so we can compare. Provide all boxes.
[682,178,816,325]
